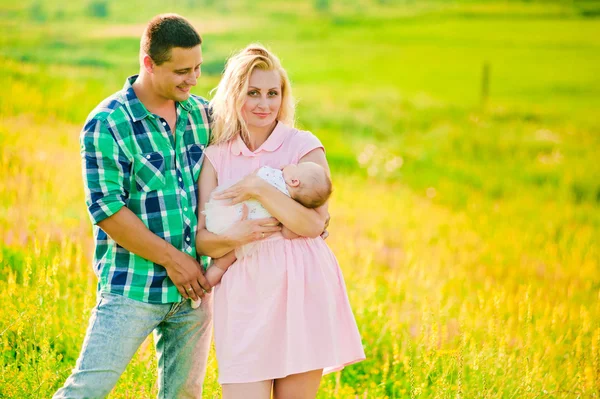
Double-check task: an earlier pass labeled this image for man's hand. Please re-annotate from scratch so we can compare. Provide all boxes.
[163,245,211,301]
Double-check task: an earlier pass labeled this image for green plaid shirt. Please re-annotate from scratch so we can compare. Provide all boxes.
[81,75,211,303]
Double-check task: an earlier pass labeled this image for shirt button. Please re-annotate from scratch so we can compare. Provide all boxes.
[146,155,151,159]
[186,237,191,242]
[179,177,183,182]
[162,121,167,126]
[184,207,188,212]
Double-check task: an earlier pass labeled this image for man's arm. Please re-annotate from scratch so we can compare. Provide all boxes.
[81,117,209,300]
[97,208,210,300]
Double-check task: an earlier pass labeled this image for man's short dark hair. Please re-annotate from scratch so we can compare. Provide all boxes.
[141,14,202,65]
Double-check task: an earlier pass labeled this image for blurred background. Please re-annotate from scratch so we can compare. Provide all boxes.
[1,0,599,397]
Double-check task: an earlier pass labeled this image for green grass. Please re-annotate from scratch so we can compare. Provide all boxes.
[1,0,599,397]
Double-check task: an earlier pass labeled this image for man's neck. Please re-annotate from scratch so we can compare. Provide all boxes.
[132,72,175,114]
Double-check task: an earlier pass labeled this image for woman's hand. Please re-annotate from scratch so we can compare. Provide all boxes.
[222,203,281,247]
[212,172,268,205]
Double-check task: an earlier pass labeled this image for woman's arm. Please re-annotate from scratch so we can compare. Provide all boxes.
[281,227,301,239]
[195,157,282,258]
[214,148,331,238]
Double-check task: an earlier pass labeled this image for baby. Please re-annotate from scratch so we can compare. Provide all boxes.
[192,162,331,308]
[205,161,331,259]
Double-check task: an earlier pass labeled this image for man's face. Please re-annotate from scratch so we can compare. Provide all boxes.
[150,45,202,102]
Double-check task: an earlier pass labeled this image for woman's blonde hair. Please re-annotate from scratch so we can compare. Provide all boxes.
[209,44,295,145]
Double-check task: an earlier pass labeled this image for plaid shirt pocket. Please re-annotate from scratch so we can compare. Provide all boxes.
[186,143,205,181]
[134,151,168,192]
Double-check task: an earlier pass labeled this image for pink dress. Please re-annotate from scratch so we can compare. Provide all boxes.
[204,122,365,384]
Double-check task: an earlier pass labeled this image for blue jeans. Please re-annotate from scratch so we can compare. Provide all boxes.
[53,291,213,399]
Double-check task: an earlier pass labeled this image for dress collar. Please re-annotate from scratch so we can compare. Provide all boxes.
[230,121,288,156]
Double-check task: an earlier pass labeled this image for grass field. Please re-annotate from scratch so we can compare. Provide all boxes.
[1,0,599,397]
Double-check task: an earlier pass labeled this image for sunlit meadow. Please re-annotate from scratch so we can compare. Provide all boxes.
[1,0,599,398]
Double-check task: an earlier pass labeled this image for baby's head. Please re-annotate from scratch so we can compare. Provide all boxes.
[282,162,332,208]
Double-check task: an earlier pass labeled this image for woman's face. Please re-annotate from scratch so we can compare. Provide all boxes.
[242,69,282,132]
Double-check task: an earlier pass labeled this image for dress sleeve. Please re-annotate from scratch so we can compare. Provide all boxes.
[295,130,325,160]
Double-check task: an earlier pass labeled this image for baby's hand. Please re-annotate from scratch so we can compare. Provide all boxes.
[321,213,331,240]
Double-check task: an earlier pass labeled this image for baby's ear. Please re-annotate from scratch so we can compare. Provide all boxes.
[289,178,300,187]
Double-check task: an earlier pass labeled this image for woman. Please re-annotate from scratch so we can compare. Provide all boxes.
[196,44,365,399]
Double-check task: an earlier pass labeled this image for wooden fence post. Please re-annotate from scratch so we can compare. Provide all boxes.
[481,61,490,108]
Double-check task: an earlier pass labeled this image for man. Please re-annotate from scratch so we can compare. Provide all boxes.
[54,14,237,398]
